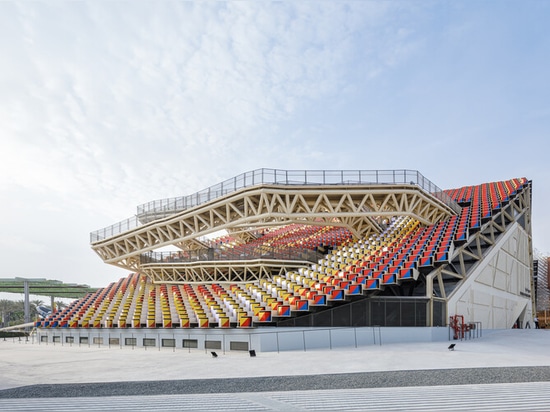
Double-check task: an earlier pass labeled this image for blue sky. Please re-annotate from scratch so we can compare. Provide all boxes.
[1,1,549,289]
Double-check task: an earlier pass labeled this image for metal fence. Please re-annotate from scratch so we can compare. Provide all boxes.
[90,168,460,242]
[27,324,475,355]
[140,247,323,265]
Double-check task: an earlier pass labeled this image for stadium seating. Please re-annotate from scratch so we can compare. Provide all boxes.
[36,177,530,330]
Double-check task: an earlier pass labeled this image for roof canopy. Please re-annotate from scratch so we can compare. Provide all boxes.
[0,278,97,299]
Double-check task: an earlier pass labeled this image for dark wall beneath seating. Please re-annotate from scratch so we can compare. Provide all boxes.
[276,298,445,327]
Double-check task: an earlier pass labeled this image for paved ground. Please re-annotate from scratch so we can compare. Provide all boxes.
[1,329,550,410]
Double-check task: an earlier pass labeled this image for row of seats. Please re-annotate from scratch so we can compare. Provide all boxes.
[38,219,407,329]
[216,224,352,257]
[445,178,528,231]
[159,224,352,263]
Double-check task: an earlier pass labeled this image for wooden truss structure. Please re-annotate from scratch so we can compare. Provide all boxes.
[142,259,312,284]
[91,182,458,282]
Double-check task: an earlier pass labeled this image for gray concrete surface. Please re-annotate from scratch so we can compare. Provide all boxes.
[1,329,549,410]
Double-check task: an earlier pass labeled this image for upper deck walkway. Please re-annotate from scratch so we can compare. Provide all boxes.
[90,169,460,271]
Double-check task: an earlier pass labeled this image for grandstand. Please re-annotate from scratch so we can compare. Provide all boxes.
[35,169,534,351]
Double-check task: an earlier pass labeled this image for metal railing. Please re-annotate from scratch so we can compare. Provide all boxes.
[90,169,460,242]
[140,246,324,265]
[33,326,385,352]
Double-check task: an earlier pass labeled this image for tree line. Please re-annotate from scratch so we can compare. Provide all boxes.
[0,299,68,327]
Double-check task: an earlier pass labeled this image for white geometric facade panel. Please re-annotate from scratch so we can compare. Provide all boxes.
[535,250,550,311]
[477,266,494,287]
[492,267,508,292]
[448,223,532,329]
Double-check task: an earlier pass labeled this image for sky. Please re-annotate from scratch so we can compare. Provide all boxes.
[1,0,549,293]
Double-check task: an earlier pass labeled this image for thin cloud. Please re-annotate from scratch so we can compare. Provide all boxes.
[2,1,412,212]
[1,1,548,285]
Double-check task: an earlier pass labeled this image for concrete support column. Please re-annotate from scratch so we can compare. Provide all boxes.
[24,280,30,324]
